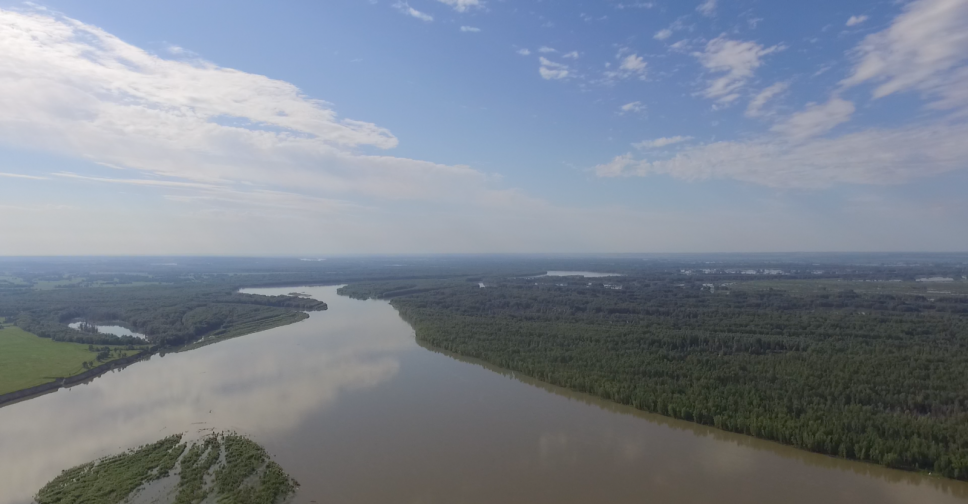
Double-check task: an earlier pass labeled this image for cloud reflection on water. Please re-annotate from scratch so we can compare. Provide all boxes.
[0,286,411,504]
[1,286,967,504]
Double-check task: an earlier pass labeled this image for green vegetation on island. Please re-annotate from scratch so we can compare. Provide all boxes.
[341,270,968,480]
[35,432,298,504]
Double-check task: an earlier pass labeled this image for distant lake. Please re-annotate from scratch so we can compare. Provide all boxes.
[541,271,623,277]
[68,321,146,339]
[2,285,965,504]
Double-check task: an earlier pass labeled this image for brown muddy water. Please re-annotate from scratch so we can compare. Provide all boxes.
[1,285,966,504]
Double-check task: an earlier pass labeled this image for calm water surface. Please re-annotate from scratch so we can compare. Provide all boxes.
[67,321,146,339]
[1,285,965,504]
[541,271,622,277]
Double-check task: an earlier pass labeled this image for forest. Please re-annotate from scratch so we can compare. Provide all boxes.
[4,254,968,480]
[340,266,968,480]
[0,255,562,348]
[0,284,327,347]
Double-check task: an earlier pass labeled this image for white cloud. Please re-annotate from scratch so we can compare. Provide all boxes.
[0,8,520,210]
[516,48,531,56]
[0,10,396,151]
[695,36,783,104]
[460,26,481,32]
[846,15,869,26]
[2,7,966,255]
[620,54,647,73]
[594,2,968,191]
[5,9,722,255]
[596,118,968,188]
[437,0,481,12]
[771,97,855,140]
[54,172,222,190]
[696,0,717,17]
[594,153,636,178]
[56,172,364,215]
[615,2,655,9]
[746,81,789,117]
[841,0,968,112]
[563,51,580,59]
[633,136,692,149]
[620,101,645,114]
[538,57,569,80]
[394,2,433,22]
[656,20,686,44]
[669,39,690,52]
[0,172,49,180]
[602,51,648,84]
[538,46,557,53]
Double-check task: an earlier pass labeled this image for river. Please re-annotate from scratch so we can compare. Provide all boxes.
[0,285,965,504]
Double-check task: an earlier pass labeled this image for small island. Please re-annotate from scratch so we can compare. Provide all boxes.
[35,432,298,504]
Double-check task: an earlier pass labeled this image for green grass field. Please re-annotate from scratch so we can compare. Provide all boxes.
[0,325,141,396]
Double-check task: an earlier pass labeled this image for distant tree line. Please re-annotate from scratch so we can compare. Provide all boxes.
[0,285,327,347]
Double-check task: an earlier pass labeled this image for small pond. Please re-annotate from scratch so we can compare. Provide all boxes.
[68,321,146,339]
[540,271,623,278]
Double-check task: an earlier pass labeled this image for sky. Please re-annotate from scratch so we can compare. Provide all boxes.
[0,0,966,255]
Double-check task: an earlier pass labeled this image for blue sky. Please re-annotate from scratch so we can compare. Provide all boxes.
[0,0,966,254]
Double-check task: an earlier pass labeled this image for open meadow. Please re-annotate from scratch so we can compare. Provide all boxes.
[0,323,140,395]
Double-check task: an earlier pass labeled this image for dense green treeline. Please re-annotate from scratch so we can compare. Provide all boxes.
[344,276,968,480]
[0,284,327,347]
[0,279,329,397]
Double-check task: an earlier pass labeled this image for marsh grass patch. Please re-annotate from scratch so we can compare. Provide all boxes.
[35,433,298,504]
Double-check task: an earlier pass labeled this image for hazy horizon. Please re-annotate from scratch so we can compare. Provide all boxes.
[1,252,968,258]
